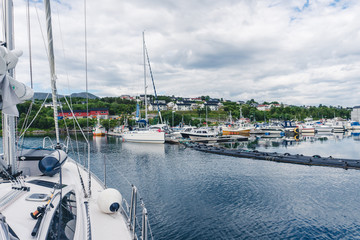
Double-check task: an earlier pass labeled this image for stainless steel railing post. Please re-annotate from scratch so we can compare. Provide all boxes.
[141,207,148,240]
[129,185,137,238]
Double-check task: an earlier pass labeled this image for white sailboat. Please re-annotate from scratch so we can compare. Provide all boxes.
[0,1,150,239]
[121,32,165,144]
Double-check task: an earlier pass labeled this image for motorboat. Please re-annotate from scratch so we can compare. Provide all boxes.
[180,127,219,139]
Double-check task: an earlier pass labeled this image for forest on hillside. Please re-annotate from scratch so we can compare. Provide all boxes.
[0,96,351,131]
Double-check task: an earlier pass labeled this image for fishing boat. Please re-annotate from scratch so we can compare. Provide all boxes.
[222,110,253,135]
[0,1,150,239]
[221,124,252,135]
[93,118,106,136]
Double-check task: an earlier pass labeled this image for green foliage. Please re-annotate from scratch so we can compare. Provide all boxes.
[201,95,210,101]
[157,95,173,103]
[12,96,352,131]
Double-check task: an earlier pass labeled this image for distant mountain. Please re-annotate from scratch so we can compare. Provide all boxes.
[70,92,99,99]
[33,92,99,100]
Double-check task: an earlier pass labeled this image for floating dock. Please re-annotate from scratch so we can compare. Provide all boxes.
[186,143,360,170]
[166,135,248,144]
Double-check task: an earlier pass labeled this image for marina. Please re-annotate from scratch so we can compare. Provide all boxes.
[2,131,359,239]
[1,0,360,239]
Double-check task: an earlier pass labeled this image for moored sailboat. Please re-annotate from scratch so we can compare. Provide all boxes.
[0,1,151,239]
[121,32,165,144]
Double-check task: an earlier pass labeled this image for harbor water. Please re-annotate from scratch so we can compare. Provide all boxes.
[3,132,360,239]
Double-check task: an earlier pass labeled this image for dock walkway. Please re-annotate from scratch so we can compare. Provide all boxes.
[186,143,360,170]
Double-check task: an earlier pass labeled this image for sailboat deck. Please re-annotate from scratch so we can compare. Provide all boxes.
[0,159,133,239]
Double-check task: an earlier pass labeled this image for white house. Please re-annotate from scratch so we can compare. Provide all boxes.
[204,103,219,111]
[257,104,270,111]
[173,103,192,111]
[200,101,221,111]
[167,102,175,109]
[148,103,168,111]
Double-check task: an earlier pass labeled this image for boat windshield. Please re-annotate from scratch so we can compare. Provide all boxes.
[46,191,77,240]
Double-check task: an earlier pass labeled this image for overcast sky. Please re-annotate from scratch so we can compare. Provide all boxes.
[4,0,360,107]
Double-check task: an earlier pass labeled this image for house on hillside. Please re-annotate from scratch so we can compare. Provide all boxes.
[257,104,271,111]
[139,94,152,103]
[44,102,63,108]
[190,97,202,101]
[173,103,192,111]
[167,102,175,109]
[148,102,168,111]
[200,101,222,111]
[183,101,199,110]
[120,95,135,100]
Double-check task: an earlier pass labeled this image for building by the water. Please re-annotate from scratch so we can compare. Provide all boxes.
[351,106,360,122]
[58,108,109,119]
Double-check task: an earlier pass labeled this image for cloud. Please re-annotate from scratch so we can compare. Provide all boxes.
[5,0,360,107]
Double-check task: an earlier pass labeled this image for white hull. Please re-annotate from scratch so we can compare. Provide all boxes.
[315,126,333,133]
[93,124,106,136]
[122,130,165,143]
[93,128,106,136]
[1,156,133,239]
[260,128,284,134]
[300,128,315,133]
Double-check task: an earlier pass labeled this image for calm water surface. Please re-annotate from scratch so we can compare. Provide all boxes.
[3,132,360,239]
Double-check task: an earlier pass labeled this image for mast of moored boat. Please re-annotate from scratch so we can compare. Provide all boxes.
[2,0,17,175]
[142,31,148,125]
[44,0,60,147]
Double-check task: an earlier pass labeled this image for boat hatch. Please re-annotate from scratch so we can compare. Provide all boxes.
[27,180,66,189]
[26,193,50,202]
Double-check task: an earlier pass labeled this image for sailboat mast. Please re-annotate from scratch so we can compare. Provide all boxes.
[2,0,17,175]
[44,0,60,145]
[143,31,148,124]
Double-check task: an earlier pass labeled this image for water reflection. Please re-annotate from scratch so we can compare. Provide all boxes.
[121,142,165,157]
[92,135,107,152]
[219,132,360,160]
[2,132,360,240]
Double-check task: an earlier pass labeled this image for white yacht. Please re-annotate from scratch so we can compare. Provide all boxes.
[122,129,165,143]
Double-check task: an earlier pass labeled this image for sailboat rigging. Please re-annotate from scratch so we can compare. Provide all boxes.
[0,0,152,239]
[143,32,163,124]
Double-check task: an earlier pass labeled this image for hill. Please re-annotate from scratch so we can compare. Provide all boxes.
[33,92,99,100]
